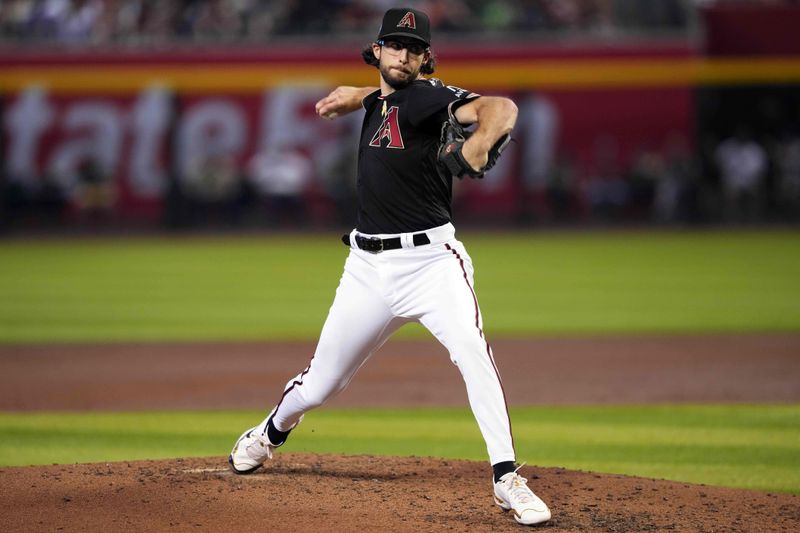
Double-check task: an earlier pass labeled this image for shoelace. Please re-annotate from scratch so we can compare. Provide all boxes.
[245,432,274,460]
[506,473,534,504]
[504,463,536,504]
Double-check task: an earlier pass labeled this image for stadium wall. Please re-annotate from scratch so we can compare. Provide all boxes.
[1,30,798,227]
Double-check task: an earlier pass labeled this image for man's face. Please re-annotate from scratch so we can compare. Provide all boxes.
[373,39,429,90]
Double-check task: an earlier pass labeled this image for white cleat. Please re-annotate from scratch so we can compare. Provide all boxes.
[228,427,276,475]
[493,470,551,526]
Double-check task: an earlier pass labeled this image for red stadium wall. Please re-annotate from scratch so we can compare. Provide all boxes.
[0,42,699,224]
[5,37,796,225]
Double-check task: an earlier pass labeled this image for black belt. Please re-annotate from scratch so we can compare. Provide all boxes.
[341,232,431,253]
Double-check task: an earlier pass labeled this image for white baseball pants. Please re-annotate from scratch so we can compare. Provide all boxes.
[269,222,516,465]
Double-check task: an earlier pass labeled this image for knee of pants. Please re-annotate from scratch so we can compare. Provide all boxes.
[446,338,493,369]
[294,377,348,410]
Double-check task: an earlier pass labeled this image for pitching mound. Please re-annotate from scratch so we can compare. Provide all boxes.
[2,454,798,532]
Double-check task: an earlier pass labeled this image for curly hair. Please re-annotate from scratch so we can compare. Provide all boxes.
[361,44,436,75]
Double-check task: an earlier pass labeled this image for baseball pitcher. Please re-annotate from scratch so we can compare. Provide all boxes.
[229,7,550,526]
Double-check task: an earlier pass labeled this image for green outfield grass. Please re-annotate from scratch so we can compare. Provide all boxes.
[1,405,798,494]
[1,230,799,343]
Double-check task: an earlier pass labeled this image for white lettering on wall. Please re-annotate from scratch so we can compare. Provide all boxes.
[260,87,329,150]
[129,87,174,196]
[48,102,123,194]
[3,87,54,185]
[177,99,246,180]
[519,94,560,190]
[259,86,347,177]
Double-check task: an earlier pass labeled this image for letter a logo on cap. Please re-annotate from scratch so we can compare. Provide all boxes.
[397,11,416,29]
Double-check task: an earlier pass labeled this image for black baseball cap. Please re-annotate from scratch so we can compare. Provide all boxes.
[377,7,431,47]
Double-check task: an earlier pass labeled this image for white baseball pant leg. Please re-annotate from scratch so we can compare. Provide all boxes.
[270,250,409,432]
[269,223,515,465]
[395,237,515,465]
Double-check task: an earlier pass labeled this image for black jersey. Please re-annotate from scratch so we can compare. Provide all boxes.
[356,79,479,234]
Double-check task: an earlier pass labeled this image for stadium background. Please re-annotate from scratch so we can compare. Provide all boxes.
[1,0,799,231]
[1,2,799,531]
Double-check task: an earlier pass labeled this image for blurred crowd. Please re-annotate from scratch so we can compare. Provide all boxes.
[0,0,693,45]
[517,128,800,227]
[4,0,799,45]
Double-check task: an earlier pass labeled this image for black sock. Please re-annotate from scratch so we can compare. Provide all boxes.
[266,418,290,446]
[493,461,516,483]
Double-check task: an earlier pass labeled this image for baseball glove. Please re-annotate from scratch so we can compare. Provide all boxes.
[438,116,512,179]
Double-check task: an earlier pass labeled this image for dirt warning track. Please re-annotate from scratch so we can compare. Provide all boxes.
[1,334,799,411]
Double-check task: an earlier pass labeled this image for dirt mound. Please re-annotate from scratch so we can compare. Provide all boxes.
[2,454,798,532]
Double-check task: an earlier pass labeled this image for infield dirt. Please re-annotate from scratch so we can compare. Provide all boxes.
[1,334,799,532]
[2,334,799,410]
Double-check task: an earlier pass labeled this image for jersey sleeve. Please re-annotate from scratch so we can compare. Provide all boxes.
[407,81,480,127]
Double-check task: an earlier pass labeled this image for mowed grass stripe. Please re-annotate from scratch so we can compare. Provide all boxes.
[0,236,340,342]
[0,405,798,494]
[472,231,800,334]
[1,231,799,342]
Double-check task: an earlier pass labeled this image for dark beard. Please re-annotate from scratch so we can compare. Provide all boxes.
[380,65,415,90]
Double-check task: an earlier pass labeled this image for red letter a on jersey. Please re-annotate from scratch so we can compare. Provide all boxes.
[369,106,405,149]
